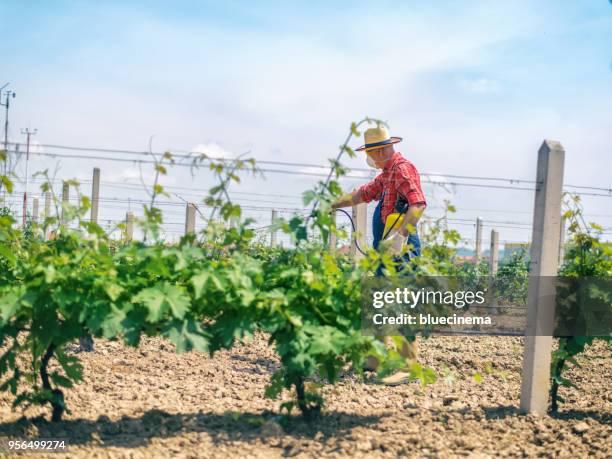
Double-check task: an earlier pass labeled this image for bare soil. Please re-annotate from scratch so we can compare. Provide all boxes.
[0,336,610,458]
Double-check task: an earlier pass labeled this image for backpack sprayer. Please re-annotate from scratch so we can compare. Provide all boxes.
[334,194,410,255]
[383,195,410,240]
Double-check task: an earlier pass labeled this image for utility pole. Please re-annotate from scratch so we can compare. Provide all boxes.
[20,128,37,227]
[1,84,16,174]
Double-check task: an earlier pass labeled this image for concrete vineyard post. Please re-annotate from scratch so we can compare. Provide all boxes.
[61,181,69,226]
[21,191,27,228]
[489,229,499,275]
[44,192,51,217]
[475,217,483,261]
[184,202,196,235]
[418,220,426,238]
[32,197,39,223]
[329,210,337,253]
[520,140,565,415]
[487,229,500,314]
[270,209,278,247]
[80,156,97,349]
[125,211,134,242]
[351,202,367,260]
[558,216,566,265]
[91,167,100,224]
[44,192,51,240]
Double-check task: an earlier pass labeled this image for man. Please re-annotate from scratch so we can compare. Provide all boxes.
[332,125,427,385]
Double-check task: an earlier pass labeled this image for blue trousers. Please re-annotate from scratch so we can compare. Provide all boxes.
[372,198,421,275]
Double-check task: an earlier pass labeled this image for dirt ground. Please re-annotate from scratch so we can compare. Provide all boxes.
[0,335,610,458]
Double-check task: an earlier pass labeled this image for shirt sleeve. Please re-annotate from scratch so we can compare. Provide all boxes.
[358,174,384,203]
[395,162,427,206]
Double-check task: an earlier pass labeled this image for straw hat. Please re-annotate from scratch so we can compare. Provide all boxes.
[356,126,402,152]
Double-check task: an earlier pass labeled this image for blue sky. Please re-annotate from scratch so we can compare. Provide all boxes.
[1,0,611,244]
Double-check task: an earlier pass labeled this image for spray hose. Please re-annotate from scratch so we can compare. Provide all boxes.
[333,208,367,255]
[333,206,404,256]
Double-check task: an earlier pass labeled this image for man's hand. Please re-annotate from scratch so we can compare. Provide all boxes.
[331,190,364,209]
[380,231,405,256]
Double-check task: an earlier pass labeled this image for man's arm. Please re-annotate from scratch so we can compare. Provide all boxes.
[381,203,426,255]
[331,189,364,209]
[392,161,427,237]
[333,174,383,209]
[397,203,426,237]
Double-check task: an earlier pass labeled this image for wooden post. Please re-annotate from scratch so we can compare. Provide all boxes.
[91,167,100,223]
[520,140,565,415]
[32,197,39,223]
[489,229,499,275]
[558,216,566,265]
[475,217,483,262]
[329,211,337,253]
[184,202,196,234]
[125,211,134,242]
[61,181,69,226]
[351,203,367,260]
[270,209,278,247]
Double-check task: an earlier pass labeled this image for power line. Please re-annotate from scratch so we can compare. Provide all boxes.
[10,175,612,220]
[564,184,612,193]
[7,149,542,191]
[7,142,612,194]
[19,142,543,184]
[19,176,305,200]
[6,182,610,228]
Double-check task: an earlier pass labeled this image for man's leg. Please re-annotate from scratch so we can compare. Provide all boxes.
[378,233,421,384]
[366,213,422,382]
[364,198,386,372]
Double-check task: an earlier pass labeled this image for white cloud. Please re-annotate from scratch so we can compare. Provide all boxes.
[191,142,237,160]
[104,168,176,186]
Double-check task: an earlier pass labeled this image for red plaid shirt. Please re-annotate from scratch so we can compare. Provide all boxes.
[358,152,426,223]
